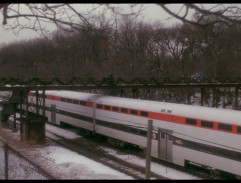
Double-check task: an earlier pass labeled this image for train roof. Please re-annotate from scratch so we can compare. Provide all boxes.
[45,90,99,100]
[45,90,241,126]
[95,94,241,126]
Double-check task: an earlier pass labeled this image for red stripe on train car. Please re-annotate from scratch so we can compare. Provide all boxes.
[54,96,61,101]
[86,102,93,107]
[46,95,52,99]
[149,112,185,125]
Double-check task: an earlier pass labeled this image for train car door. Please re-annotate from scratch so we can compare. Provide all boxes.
[51,104,56,124]
[158,128,173,162]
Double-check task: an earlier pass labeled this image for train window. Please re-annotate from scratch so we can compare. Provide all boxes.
[167,110,172,113]
[73,99,79,104]
[112,107,119,112]
[102,121,110,127]
[161,133,165,139]
[104,105,111,110]
[140,111,149,117]
[201,121,214,128]
[161,109,165,113]
[97,104,103,109]
[140,130,147,137]
[121,108,128,113]
[112,123,119,129]
[201,145,212,153]
[67,98,72,103]
[218,123,232,131]
[186,118,197,125]
[217,148,230,158]
[121,126,128,132]
[61,97,65,102]
[237,127,241,134]
[80,101,86,106]
[130,128,138,134]
[96,120,102,125]
[237,153,241,161]
[185,141,199,150]
[130,109,138,115]
[168,135,173,141]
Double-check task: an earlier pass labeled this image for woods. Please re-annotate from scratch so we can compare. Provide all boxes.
[0,15,241,80]
[0,4,240,108]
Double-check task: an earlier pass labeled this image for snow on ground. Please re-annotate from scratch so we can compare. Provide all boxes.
[27,145,133,179]
[47,124,201,179]
[0,123,201,180]
[0,127,133,179]
[102,147,200,180]
[41,124,201,179]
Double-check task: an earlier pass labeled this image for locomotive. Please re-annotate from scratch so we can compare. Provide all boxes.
[27,90,241,178]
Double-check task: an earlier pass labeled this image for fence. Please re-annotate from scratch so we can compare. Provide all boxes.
[0,139,54,180]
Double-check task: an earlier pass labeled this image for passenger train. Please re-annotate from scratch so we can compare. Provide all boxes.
[27,90,241,178]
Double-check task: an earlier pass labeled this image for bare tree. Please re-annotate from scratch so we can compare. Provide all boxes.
[1,4,241,38]
[0,4,144,38]
[1,4,100,36]
[158,4,241,27]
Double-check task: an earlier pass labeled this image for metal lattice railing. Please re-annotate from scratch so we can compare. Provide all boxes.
[0,77,241,86]
[0,139,54,180]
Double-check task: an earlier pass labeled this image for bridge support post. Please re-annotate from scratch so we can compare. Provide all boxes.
[21,118,45,144]
[12,103,17,132]
[21,90,46,144]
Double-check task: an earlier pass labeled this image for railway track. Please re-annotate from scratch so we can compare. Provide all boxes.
[4,117,228,180]
[45,123,226,180]
[46,128,166,180]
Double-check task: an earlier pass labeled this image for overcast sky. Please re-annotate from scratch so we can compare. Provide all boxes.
[1,4,239,46]
[0,4,182,45]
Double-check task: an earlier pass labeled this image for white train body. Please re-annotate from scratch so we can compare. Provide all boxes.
[28,90,241,177]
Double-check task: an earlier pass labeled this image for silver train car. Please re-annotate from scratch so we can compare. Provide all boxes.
[27,90,241,178]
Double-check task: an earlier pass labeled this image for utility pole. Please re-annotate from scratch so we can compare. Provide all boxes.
[4,144,8,180]
[201,87,204,106]
[36,90,39,116]
[72,46,75,80]
[0,111,1,129]
[13,103,16,130]
[234,86,239,110]
[145,119,153,179]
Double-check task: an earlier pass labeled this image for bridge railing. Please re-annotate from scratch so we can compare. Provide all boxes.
[0,77,240,90]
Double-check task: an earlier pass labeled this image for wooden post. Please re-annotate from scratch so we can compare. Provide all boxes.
[25,94,29,119]
[212,87,216,107]
[13,103,16,129]
[42,90,46,117]
[36,90,39,115]
[4,144,8,180]
[20,91,23,141]
[145,119,153,180]
[234,87,238,110]
[201,87,204,106]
